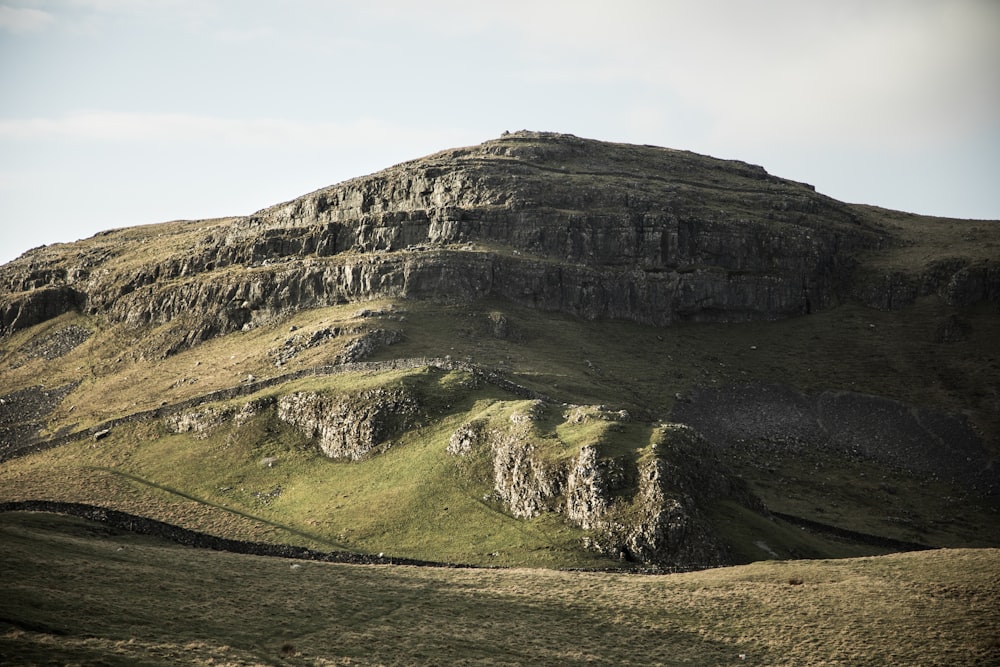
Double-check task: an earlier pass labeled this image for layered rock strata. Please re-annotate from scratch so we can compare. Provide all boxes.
[1,131,897,345]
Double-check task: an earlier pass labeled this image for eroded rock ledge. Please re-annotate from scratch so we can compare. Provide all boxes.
[277,387,419,460]
[450,405,756,568]
[2,132,897,348]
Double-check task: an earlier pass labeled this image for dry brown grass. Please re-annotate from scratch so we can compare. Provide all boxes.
[1,512,998,665]
[851,204,1000,269]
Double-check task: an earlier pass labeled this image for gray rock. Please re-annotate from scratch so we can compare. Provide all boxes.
[277,387,420,460]
[0,131,914,351]
[452,403,754,567]
[671,382,996,493]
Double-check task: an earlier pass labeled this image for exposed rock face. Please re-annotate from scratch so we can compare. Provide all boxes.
[450,407,753,567]
[489,419,565,519]
[1,286,84,336]
[163,397,275,438]
[852,259,1000,311]
[277,387,420,460]
[340,328,404,363]
[1,131,900,346]
[4,131,994,568]
[570,424,750,568]
[447,419,485,457]
[164,407,232,438]
[564,445,615,529]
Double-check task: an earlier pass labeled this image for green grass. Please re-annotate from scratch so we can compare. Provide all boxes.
[2,511,998,666]
[1,137,999,663]
[2,208,999,569]
[708,499,897,563]
[375,295,1000,438]
[0,367,620,568]
[5,283,997,448]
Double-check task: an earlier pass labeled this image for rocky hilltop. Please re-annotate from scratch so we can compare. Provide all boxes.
[1,131,998,569]
[2,130,968,349]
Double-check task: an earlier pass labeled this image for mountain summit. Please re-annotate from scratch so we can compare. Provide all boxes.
[1,131,998,568]
[3,131,996,347]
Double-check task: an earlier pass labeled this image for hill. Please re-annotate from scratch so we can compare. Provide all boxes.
[1,130,998,570]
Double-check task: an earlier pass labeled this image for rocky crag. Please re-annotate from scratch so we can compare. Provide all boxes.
[10,130,995,349]
[458,409,755,568]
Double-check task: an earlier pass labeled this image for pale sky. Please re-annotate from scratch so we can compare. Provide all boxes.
[2,0,998,265]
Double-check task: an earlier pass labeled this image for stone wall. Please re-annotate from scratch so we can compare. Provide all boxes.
[0,500,456,567]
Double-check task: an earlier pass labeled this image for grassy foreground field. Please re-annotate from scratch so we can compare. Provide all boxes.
[2,512,998,666]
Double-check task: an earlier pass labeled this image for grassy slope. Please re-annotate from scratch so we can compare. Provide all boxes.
[2,511,998,666]
[1,204,998,567]
[0,268,1000,565]
[3,363,874,568]
[1,292,997,566]
[380,296,1000,551]
[850,204,1000,268]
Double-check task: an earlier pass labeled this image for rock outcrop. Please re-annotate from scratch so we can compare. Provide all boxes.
[3,131,997,569]
[450,405,754,567]
[489,418,565,519]
[567,423,753,568]
[161,385,421,461]
[277,387,420,460]
[1,286,84,336]
[1,131,902,347]
[852,258,1000,311]
[164,406,232,438]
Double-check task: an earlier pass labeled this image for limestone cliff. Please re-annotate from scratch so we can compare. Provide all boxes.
[567,424,750,568]
[450,403,754,567]
[3,130,954,348]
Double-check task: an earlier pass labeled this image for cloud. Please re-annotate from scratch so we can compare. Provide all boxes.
[64,0,191,12]
[380,0,1000,153]
[0,5,54,32]
[667,2,1000,151]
